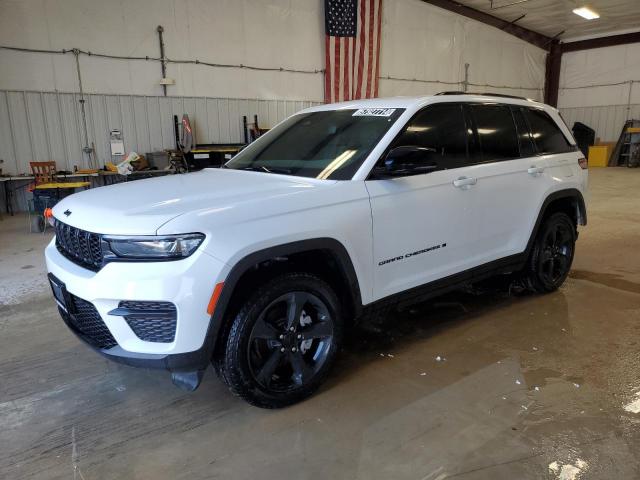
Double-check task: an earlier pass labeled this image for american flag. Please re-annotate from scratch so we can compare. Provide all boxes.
[324,0,382,103]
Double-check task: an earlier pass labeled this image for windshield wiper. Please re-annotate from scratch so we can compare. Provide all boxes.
[242,165,292,174]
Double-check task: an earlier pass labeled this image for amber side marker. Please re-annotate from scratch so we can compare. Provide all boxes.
[207,282,225,315]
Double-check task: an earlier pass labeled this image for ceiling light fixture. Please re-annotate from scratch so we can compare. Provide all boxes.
[572,6,600,20]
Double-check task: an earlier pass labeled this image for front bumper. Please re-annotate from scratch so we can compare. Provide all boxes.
[45,238,228,371]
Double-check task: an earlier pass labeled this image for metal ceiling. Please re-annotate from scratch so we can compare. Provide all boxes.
[452,0,640,41]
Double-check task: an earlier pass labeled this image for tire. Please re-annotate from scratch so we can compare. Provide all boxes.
[523,212,576,293]
[218,272,343,408]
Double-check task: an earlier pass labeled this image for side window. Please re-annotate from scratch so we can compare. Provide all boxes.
[524,108,572,154]
[392,104,468,170]
[512,108,536,157]
[469,104,519,161]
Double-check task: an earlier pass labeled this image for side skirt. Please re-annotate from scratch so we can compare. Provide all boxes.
[362,253,526,316]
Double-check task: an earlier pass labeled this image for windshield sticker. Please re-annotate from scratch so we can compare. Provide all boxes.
[352,108,396,117]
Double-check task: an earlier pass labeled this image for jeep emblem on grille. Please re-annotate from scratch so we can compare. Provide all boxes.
[63,209,72,217]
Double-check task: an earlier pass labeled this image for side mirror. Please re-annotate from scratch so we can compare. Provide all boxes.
[375,146,439,178]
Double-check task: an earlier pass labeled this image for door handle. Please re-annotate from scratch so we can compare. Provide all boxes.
[453,176,477,189]
[528,166,545,175]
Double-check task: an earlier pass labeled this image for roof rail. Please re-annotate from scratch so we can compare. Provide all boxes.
[435,91,530,101]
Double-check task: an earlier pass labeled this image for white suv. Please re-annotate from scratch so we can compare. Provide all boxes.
[46,93,587,408]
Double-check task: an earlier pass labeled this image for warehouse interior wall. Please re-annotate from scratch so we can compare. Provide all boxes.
[0,0,326,100]
[380,0,546,100]
[559,42,640,142]
[0,0,546,177]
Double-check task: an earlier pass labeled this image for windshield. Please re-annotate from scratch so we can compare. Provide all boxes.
[225,108,405,180]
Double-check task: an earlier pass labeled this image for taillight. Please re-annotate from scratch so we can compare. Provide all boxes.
[578,157,588,169]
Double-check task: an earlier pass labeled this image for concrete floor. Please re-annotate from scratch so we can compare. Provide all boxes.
[1,167,640,479]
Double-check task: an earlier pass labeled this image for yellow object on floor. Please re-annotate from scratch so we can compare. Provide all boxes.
[35,181,90,189]
[588,145,609,168]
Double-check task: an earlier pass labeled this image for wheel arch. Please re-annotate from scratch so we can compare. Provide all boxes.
[206,238,363,358]
[526,188,586,255]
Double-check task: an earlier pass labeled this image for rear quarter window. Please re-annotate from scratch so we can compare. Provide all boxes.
[524,108,573,155]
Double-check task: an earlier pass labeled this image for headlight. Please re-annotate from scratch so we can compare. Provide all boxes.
[103,233,205,260]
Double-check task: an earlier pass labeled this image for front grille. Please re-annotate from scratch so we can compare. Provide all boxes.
[59,294,118,349]
[117,301,177,343]
[55,220,103,271]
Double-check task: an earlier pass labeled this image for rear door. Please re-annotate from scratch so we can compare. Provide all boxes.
[365,103,482,300]
[463,103,549,263]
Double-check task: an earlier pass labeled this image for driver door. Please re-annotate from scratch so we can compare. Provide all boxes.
[365,103,481,301]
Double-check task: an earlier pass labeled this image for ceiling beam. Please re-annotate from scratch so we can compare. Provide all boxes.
[419,0,553,50]
[560,31,640,53]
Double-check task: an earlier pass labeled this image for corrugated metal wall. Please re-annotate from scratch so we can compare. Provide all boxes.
[560,103,640,143]
[0,90,321,175]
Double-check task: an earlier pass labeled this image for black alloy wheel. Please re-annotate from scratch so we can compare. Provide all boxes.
[538,221,573,285]
[219,273,343,408]
[248,291,334,392]
[525,212,576,293]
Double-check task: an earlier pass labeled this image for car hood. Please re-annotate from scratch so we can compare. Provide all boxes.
[52,169,335,235]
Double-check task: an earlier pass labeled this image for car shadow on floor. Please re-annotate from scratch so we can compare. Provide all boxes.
[330,276,571,387]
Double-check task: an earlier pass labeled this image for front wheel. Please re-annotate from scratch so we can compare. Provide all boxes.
[219,273,343,408]
[523,212,576,293]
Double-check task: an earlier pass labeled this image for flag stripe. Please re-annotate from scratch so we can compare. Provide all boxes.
[354,0,366,100]
[351,35,356,100]
[334,37,341,102]
[345,38,350,101]
[325,35,331,102]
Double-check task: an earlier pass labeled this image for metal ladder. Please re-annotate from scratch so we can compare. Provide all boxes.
[610,120,640,167]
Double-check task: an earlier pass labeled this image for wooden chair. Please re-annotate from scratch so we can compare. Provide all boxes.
[30,161,57,185]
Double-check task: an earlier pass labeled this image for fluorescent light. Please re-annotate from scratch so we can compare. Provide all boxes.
[573,6,600,20]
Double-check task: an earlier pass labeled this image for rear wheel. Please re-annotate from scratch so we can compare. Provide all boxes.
[219,273,343,408]
[524,212,576,293]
